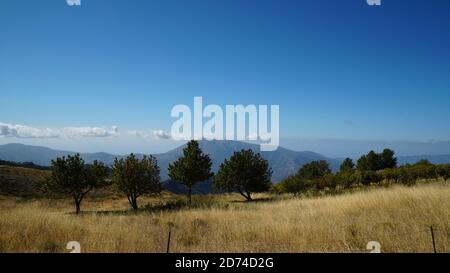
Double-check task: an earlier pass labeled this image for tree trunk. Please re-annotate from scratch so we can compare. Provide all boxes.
[238,189,252,201]
[188,186,192,207]
[74,197,81,214]
[245,192,252,201]
[128,195,138,211]
[132,198,138,211]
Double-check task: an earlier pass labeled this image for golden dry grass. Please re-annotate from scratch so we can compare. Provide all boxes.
[0,183,449,253]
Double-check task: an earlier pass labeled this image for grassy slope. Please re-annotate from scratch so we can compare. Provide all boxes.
[0,183,449,253]
[0,166,50,196]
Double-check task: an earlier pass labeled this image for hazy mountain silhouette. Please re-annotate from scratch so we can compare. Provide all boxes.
[1,141,450,189]
[0,141,339,182]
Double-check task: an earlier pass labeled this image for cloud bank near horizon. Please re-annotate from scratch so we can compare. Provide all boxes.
[0,122,119,139]
[2,122,450,158]
[0,122,174,142]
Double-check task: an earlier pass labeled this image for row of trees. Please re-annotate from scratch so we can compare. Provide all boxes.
[47,140,272,214]
[47,144,450,213]
[272,150,450,195]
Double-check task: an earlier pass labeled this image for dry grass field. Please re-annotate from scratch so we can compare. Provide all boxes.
[0,183,449,253]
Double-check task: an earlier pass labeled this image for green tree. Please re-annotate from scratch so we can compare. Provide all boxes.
[415,159,432,166]
[356,155,369,171]
[380,149,397,169]
[335,170,355,189]
[316,173,337,191]
[436,164,450,181]
[366,151,382,171]
[168,140,213,206]
[272,175,309,196]
[351,170,364,186]
[381,168,399,184]
[398,167,417,186]
[357,149,396,171]
[297,160,331,180]
[214,149,272,201]
[340,158,355,172]
[47,154,108,214]
[362,171,382,185]
[112,154,162,211]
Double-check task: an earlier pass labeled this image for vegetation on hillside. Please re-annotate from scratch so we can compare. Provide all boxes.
[0,166,50,196]
[0,159,49,170]
[272,149,450,195]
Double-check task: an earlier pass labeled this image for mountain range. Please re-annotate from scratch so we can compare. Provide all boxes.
[0,141,341,183]
[1,141,450,185]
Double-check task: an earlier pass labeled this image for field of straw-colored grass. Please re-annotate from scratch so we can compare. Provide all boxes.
[0,183,449,253]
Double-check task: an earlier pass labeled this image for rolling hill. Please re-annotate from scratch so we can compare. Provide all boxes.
[0,165,49,196]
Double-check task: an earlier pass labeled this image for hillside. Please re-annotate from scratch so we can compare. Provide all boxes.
[0,165,50,196]
[0,183,448,252]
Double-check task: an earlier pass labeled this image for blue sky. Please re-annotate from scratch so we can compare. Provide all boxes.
[1,0,450,156]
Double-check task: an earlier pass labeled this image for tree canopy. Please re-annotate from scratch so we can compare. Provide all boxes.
[168,140,213,206]
[112,154,162,211]
[214,149,272,201]
[47,154,108,214]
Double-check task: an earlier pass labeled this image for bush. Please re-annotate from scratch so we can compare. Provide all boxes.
[436,164,450,181]
[335,171,355,189]
[272,175,310,196]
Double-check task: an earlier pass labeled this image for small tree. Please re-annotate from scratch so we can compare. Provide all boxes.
[214,149,272,201]
[361,170,382,185]
[340,158,355,172]
[112,154,162,211]
[357,149,397,171]
[381,168,399,184]
[437,164,450,181]
[315,174,337,191]
[398,167,417,186]
[168,140,213,206]
[273,175,309,196]
[380,149,397,169]
[366,151,382,171]
[351,170,364,186]
[47,154,108,214]
[297,160,331,180]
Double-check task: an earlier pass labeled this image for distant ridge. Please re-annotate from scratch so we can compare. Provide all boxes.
[1,142,449,187]
[0,141,340,183]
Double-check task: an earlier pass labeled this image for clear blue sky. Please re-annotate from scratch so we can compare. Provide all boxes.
[1,0,450,156]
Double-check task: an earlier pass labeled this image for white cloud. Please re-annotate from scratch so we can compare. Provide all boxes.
[0,122,119,139]
[128,130,151,138]
[128,129,172,140]
[63,126,119,138]
[0,124,19,137]
[153,130,172,140]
